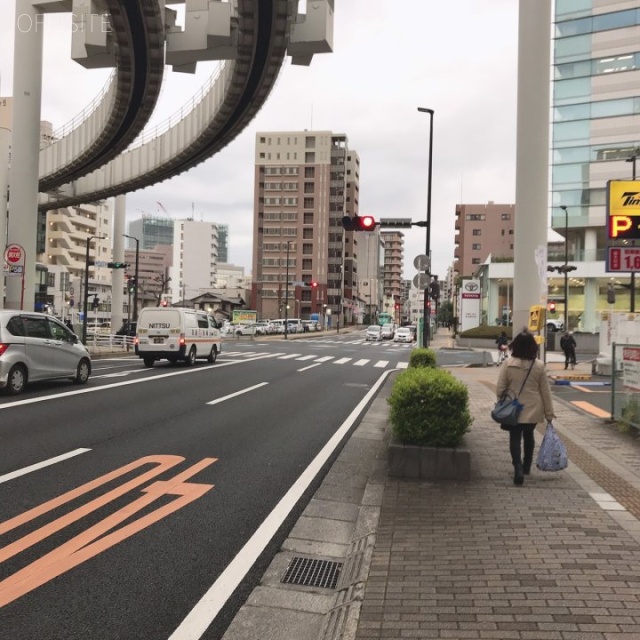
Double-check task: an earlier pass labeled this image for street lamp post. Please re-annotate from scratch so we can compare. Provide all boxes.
[82,234,107,344]
[123,234,140,321]
[627,154,637,312]
[560,205,570,331]
[418,107,434,348]
[284,240,291,339]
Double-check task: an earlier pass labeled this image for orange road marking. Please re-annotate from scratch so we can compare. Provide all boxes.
[0,456,216,608]
[571,400,611,419]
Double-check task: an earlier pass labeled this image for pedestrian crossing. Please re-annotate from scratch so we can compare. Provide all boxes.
[293,338,411,347]
[221,351,409,370]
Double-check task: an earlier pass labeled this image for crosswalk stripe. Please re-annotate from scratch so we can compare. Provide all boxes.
[278,353,302,360]
[296,355,317,361]
[374,360,389,368]
[334,357,352,365]
[354,359,369,366]
[397,362,409,369]
[315,356,335,362]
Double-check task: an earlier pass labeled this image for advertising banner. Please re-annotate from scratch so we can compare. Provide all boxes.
[460,279,481,333]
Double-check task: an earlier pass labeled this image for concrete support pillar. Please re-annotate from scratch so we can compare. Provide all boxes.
[513,0,552,334]
[488,278,500,325]
[111,195,126,330]
[585,228,598,262]
[0,126,10,309]
[7,1,44,309]
[583,277,598,334]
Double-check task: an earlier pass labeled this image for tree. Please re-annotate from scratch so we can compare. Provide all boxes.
[437,300,454,327]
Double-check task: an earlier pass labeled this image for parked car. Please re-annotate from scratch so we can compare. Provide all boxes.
[235,324,256,336]
[546,319,564,332]
[301,320,319,332]
[0,310,92,395]
[254,321,274,335]
[366,325,383,341]
[394,327,414,343]
[381,324,395,340]
[115,321,137,337]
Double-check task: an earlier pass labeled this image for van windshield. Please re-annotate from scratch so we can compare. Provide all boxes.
[139,310,180,329]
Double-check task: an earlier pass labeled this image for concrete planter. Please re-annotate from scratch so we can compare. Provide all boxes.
[388,436,470,481]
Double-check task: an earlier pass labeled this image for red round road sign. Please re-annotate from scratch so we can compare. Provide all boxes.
[4,244,24,264]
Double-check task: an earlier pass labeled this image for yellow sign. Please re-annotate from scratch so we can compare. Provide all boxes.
[607,180,640,240]
[528,305,544,332]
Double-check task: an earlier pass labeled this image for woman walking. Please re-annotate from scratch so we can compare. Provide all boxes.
[496,331,555,486]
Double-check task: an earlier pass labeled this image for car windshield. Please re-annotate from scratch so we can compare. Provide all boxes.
[368,326,380,331]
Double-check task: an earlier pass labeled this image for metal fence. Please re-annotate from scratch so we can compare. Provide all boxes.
[612,342,640,429]
[85,334,135,354]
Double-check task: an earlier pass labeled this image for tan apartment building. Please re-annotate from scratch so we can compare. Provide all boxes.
[251,131,360,325]
[380,231,404,321]
[454,202,515,277]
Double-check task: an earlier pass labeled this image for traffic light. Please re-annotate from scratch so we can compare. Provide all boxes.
[394,303,400,310]
[92,295,99,309]
[107,262,129,269]
[161,299,168,307]
[127,276,137,293]
[311,281,319,288]
[342,214,377,231]
[548,301,556,313]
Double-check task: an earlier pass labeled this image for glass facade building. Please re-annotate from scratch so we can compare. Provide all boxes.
[551,0,640,331]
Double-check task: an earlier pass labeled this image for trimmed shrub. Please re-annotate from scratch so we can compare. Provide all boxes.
[409,348,437,369]
[388,367,472,447]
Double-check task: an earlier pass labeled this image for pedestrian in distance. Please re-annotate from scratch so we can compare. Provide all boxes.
[496,331,556,486]
[495,331,509,365]
[560,331,577,370]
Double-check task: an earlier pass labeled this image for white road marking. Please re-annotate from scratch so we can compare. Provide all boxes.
[397,362,409,369]
[354,359,369,366]
[315,356,334,362]
[168,369,395,640]
[374,360,389,368]
[206,383,269,406]
[0,448,91,485]
[278,353,302,360]
[333,357,352,365]
[96,372,133,378]
[295,355,317,361]
[298,363,322,372]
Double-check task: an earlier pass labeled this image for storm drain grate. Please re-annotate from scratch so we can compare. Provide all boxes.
[281,557,343,589]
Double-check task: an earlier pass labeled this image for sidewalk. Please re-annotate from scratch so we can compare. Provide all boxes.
[221,329,640,640]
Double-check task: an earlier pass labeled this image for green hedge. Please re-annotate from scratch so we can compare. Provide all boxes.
[409,347,437,368]
[388,367,472,447]
[460,325,513,340]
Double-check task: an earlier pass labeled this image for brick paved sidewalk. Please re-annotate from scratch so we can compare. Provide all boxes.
[355,362,640,640]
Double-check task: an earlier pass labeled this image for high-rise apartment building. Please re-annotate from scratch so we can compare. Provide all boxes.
[380,231,404,312]
[454,202,515,277]
[128,215,174,251]
[251,131,360,324]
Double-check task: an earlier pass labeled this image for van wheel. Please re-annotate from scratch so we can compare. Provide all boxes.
[6,364,27,395]
[73,359,91,385]
[207,346,217,363]
[185,347,197,367]
[143,357,155,368]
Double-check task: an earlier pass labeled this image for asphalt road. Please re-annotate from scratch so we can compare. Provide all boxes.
[0,331,413,640]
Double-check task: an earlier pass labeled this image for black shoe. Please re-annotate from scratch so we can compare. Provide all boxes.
[523,461,531,475]
[513,463,524,485]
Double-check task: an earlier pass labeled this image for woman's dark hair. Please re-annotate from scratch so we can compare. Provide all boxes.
[509,331,538,360]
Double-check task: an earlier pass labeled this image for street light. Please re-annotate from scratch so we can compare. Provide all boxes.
[418,107,434,348]
[626,154,637,312]
[123,234,140,321]
[284,240,291,339]
[82,234,108,344]
[560,205,570,330]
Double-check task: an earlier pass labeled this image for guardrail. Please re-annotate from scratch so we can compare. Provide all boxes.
[85,334,136,354]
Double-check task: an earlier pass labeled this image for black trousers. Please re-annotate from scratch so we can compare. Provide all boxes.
[563,348,576,366]
[509,423,536,466]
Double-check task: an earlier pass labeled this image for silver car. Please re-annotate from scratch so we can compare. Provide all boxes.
[0,310,92,395]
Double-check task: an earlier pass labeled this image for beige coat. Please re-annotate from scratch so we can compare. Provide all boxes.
[496,357,555,425]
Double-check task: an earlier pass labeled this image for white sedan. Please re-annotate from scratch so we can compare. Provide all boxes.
[394,327,414,343]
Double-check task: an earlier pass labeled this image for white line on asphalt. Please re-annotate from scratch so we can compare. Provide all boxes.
[167,369,395,640]
[206,383,269,406]
[0,448,91,485]
[333,357,352,365]
[295,355,317,361]
[374,360,389,368]
[278,353,302,360]
[397,362,409,369]
[315,356,334,362]
[354,359,369,366]
[298,363,322,372]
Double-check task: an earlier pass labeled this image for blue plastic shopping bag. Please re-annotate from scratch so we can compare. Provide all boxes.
[536,422,568,472]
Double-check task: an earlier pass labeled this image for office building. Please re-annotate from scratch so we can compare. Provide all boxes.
[251,130,360,324]
[127,215,174,251]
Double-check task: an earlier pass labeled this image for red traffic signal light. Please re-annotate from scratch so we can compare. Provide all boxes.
[342,214,377,231]
[311,281,318,288]
[548,302,556,313]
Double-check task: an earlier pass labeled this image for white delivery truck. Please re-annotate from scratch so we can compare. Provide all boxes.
[135,307,222,367]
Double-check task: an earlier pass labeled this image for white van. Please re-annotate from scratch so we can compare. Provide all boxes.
[135,307,222,367]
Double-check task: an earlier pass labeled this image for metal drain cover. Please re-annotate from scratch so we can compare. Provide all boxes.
[281,557,343,589]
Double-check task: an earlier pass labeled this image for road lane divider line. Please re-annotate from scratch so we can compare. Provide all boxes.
[206,383,269,406]
[168,369,395,640]
[0,358,270,411]
[298,363,322,372]
[0,449,91,485]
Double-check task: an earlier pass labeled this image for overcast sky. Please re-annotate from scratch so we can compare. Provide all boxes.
[1,1,520,280]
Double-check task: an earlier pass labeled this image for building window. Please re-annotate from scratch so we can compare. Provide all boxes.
[303,197,314,209]
[501,213,511,220]
[305,167,315,178]
[472,229,482,236]
[472,258,481,265]
[472,243,481,250]
[466,214,485,221]
[305,152,315,163]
